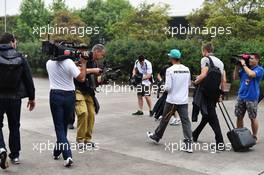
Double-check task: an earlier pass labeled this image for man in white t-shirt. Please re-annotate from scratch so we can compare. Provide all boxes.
[132,55,153,116]
[46,55,87,167]
[147,49,193,153]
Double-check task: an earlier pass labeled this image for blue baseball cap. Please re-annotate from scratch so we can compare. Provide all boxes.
[168,49,181,59]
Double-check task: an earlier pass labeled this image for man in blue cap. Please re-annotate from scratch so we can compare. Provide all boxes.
[147,49,193,153]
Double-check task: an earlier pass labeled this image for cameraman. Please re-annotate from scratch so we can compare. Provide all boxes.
[74,44,106,148]
[233,53,264,141]
[46,49,87,167]
[0,33,35,169]
[132,55,153,116]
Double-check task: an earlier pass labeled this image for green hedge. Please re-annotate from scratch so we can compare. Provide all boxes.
[18,42,49,76]
[17,38,264,81]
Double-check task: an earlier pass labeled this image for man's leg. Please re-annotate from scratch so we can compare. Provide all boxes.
[85,95,95,142]
[246,101,259,138]
[251,118,259,138]
[75,91,88,143]
[237,117,244,128]
[154,103,176,139]
[0,100,6,150]
[176,104,192,141]
[6,99,22,159]
[138,95,143,111]
[235,99,246,128]
[207,102,224,145]
[192,115,209,141]
[50,91,72,160]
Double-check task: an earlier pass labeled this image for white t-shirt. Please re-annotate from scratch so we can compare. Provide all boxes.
[134,59,153,86]
[201,55,224,74]
[46,59,80,91]
[165,64,191,105]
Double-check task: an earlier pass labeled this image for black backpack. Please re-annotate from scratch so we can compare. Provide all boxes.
[200,56,222,101]
[0,53,23,93]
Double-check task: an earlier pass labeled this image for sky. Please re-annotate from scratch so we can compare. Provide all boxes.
[0,0,204,17]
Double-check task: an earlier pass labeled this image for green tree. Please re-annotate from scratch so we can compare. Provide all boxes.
[80,0,133,45]
[15,0,50,42]
[50,0,68,13]
[111,3,169,41]
[187,0,264,40]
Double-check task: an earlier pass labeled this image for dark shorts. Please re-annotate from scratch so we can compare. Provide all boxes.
[136,85,151,96]
[235,99,258,119]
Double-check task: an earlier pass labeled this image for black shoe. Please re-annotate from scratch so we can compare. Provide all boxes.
[132,110,144,115]
[0,149,8,169]
[64,157,73,167]
[147,132,159,144]
[68,124,74,130]
[149,110,154,117]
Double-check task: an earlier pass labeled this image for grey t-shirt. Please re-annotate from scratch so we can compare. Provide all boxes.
[201,55,224,74]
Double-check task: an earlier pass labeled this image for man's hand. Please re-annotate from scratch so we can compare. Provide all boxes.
[27,100,35,111]
[240,59,246,66]
[80,56,88,65]
[93,68,102,74]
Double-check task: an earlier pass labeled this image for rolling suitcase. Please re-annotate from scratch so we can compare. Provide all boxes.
[218,102,256,152]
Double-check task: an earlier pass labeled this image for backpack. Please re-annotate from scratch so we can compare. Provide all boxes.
[0,53,24,93]
[200,56,222,101]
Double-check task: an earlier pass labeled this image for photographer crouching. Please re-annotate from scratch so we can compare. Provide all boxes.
[74,44,106,149]
[233,53,264,142]
[131,55,153,116]
[46,48,87,167]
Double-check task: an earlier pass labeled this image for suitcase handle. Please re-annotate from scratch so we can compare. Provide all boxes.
[218,101,235,131]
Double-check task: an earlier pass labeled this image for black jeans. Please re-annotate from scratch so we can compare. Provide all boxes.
[0,98,21,159]
[50,90,75,160]
[193,99,224,144]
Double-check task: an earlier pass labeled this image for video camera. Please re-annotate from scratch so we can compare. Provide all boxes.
[231,53,253,66]
[98,61,123,85]
[42,41,90,61]
[129,70,143,87]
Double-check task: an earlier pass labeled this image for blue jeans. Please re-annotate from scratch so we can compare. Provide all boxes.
[50,90,75,160]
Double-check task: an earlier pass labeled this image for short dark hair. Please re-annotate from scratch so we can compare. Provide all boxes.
[0,33,16,44]
[252,53,260,60]
[138,55,145,62]
[202,43,214,53]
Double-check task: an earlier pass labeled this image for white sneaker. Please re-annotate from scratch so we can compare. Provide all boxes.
[64,157,73,167]
[170,117,181,126]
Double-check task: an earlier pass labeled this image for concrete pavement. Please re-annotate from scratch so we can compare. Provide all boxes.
[1,78,264,175]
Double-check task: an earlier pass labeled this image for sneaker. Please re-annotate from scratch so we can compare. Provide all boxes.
[181,140,193,153]
[64,157,73,167]
[10,157,20,165]
[147,132,159,144]
[210,143,226,152]
[149,110,154,117]
[169,117,181,126]
[77,142,85,150]
[0,149,8,169]
[154,116,163,121]
[68,124,74,130]
[132,110,144,115]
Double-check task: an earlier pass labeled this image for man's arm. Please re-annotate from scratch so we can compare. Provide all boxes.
[75,57,87,82]
[194,66,209,85]
[86,68,102,75]
[240,60,256,78]
[221,70,227,91]
[164,70,172,92]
